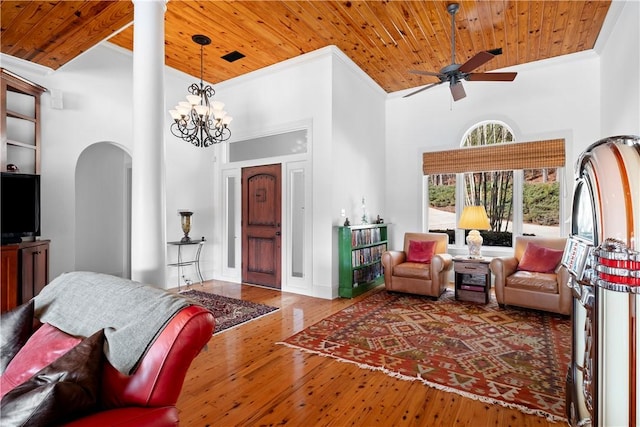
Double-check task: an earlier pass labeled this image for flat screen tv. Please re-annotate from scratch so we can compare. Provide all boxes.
[1,172,41,244]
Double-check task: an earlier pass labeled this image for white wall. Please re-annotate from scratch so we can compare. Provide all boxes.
[384,51,601,251]
[331,53,386,225]
[598,0,640,137]
[164,63,218,286]
[330,52,387,295]
[75,142,130,277]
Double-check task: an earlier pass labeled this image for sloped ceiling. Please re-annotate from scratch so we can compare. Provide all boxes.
[0,1,611,93]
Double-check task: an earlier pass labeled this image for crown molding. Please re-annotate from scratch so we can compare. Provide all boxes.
[0,53,54,77]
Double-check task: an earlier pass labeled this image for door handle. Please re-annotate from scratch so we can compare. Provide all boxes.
[275,231,281,236]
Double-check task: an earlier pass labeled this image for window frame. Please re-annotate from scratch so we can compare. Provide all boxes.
[424,121,566,255]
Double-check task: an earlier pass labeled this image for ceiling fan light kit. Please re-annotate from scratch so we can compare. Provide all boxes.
[404,3,517,101]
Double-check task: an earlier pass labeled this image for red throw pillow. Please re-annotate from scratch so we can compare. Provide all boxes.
[406,240,436,263]
[0,329,104,427]
[0,323,81,399]
[517,242,564,273]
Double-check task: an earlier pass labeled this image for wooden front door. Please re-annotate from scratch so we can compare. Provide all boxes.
[242,164,281,288]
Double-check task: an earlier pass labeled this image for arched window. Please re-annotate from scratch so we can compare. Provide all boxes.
[461,121,515,246]
[426,121,563,250]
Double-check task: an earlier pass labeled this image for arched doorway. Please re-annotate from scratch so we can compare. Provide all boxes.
[75,142,132,277]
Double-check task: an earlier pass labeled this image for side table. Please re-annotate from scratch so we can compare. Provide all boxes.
[167,239,205,289]
[454,257,491,303]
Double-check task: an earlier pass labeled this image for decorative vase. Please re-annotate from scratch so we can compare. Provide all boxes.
[180,211,193,242]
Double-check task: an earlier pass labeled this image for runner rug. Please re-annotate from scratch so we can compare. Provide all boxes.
[279,289,570,422]
[181,289,279,334]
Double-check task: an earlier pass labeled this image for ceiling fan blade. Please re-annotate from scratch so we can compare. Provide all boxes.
[409,69,443,78]
[458,50,495,73]
[403,82,444,98]
[467,72,517,81]
[450,82,466,101]
[404,2,509,103]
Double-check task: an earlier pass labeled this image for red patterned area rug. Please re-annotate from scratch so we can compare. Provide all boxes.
[181,289,279,334]
[279,289,570,422]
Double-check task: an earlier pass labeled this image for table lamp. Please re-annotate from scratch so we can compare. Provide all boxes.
[458,205,491,258]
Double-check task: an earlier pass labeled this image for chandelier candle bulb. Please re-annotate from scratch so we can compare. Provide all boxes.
[194,104,208,116]
[186,95,201,105]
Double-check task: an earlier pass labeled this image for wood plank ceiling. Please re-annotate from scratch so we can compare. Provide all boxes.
[0,1,611,93]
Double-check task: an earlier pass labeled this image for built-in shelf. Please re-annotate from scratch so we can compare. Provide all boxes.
[1,68,46,174]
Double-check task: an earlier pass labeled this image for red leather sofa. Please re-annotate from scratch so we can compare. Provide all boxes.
[65,304,214,426]
[0,272,215,426]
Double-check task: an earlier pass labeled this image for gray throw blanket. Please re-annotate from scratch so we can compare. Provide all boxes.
[34,271,191,375]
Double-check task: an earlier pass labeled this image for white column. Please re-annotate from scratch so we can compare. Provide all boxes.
[131,0,167,286]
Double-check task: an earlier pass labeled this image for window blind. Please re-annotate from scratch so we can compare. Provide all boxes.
[422,139,565,175]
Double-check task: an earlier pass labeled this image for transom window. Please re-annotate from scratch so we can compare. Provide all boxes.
[426,121,563,249]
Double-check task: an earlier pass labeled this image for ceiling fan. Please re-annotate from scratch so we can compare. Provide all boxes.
[404,2,517,101]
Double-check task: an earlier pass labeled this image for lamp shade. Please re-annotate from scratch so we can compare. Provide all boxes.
[458,205,490,230]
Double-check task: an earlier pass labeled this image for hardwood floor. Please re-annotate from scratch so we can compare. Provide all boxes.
[175,280,565,427]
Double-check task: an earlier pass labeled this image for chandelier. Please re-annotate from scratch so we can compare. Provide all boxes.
[169,34,232,147]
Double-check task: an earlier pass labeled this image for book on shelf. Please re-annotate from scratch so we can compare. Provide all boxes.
[350,227,383,247]
[459,274,486,285]
[352,262,383,285]
[351,243,388,267]
[459,284,485,292]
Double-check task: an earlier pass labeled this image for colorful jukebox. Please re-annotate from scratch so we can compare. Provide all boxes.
[563,135,639,427]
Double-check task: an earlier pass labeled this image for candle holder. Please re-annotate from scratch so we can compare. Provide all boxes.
[179,211,193,242]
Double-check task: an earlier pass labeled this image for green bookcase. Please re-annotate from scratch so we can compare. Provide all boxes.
[338,224,388,298]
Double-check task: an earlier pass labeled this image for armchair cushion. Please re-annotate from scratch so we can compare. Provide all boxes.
[406,240,436,263]
[394,262,432,280]
[506,271,559,294]
[0,300,34,374]
[517,242,564,273]
[0,330,104,426]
